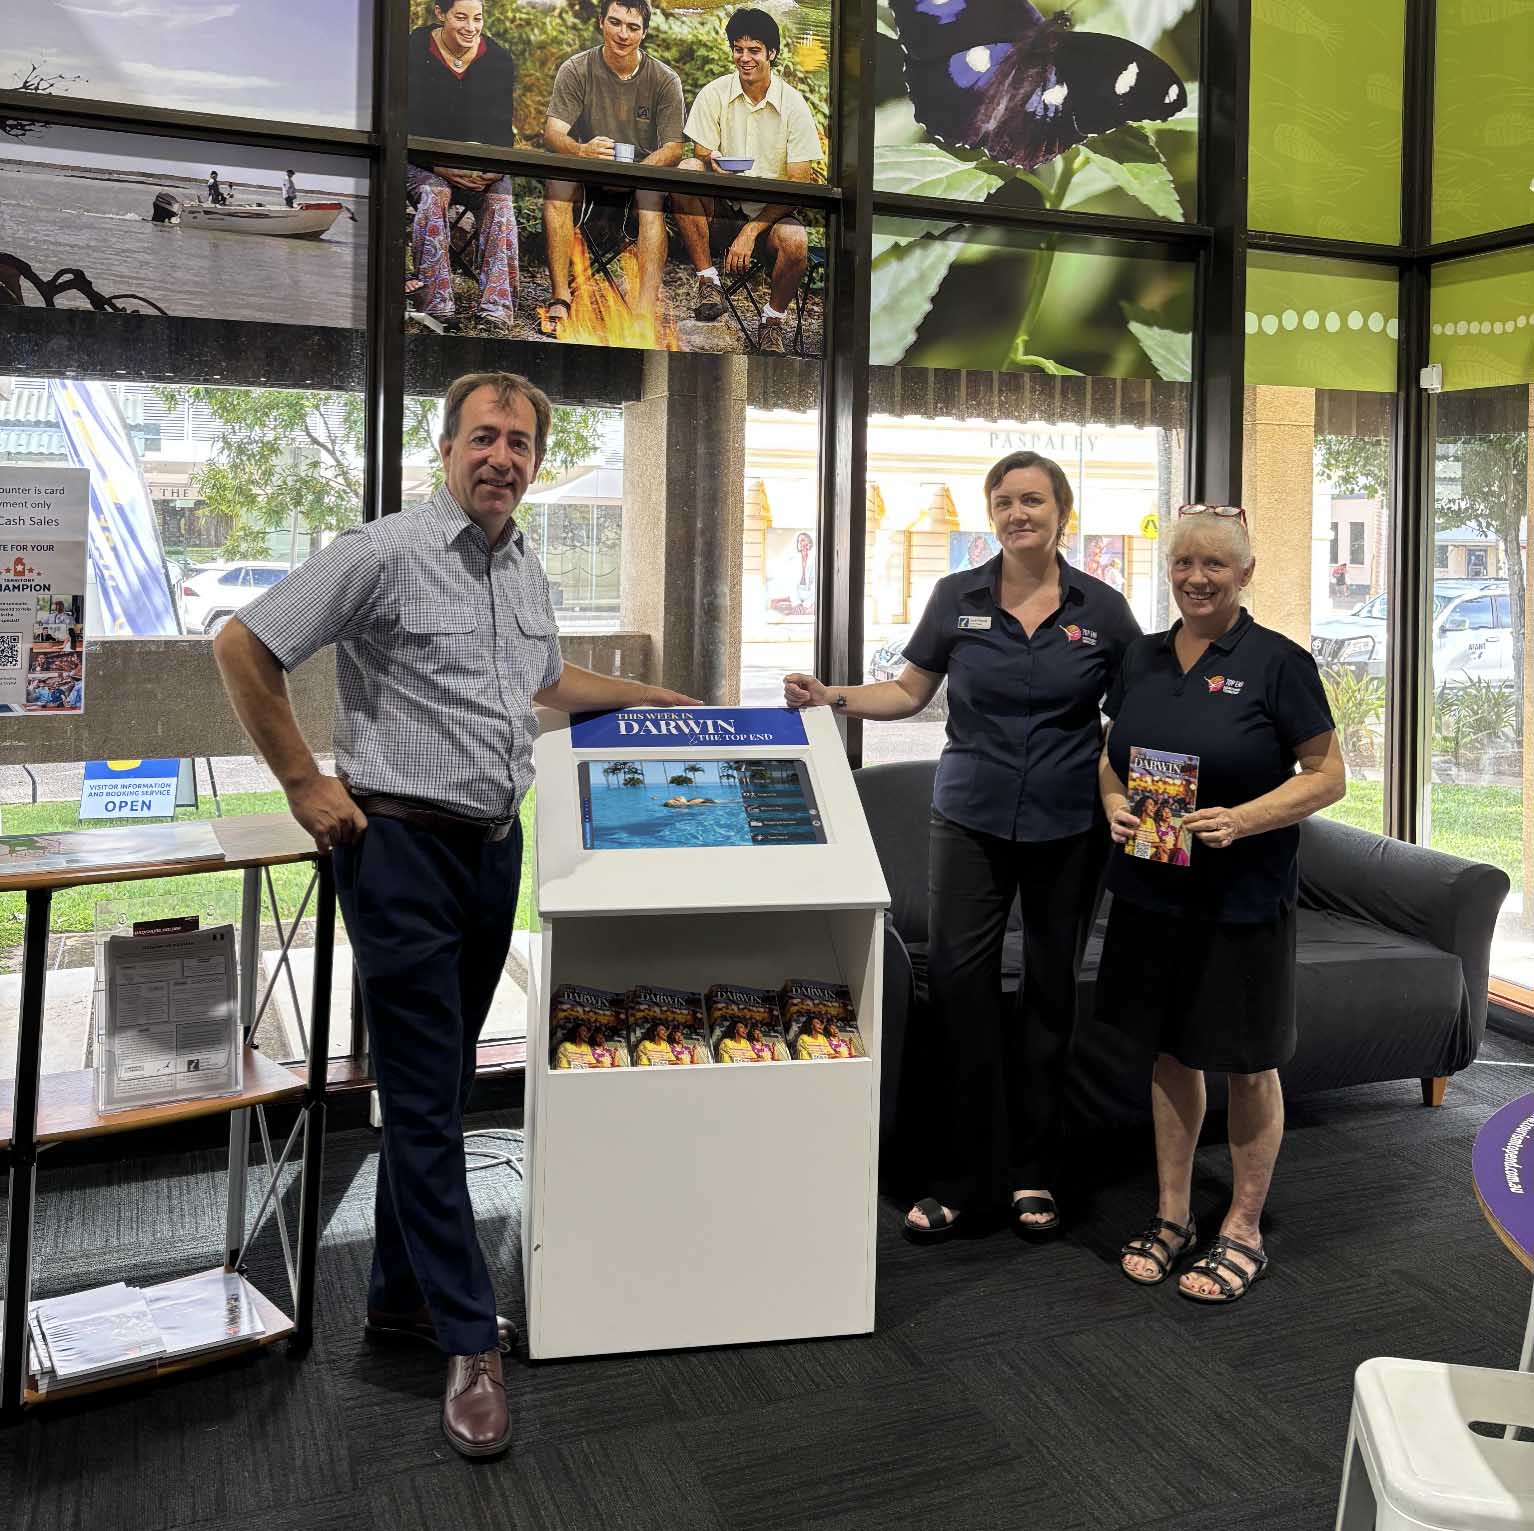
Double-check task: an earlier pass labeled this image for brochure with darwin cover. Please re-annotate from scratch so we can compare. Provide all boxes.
[706,984,790,1063]
[1125,747,1199,866]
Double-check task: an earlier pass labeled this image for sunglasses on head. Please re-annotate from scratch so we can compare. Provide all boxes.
[1176,502,1248,527]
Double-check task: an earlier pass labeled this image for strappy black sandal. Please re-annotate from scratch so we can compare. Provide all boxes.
[1178,1234,1268,1305]
[1012,1193,1062,1242]
[902,1196,962,1245]
[1120,1214,1197,1285]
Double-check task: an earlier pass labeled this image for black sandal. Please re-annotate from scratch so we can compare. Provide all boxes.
[1178,1234,1268,1304]
[902,1196,961,1245]
[1012,1193,1062,1242]
[1120,1214,1197,1285]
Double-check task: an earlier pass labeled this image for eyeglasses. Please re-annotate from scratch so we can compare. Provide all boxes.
[1177,502,1248,527]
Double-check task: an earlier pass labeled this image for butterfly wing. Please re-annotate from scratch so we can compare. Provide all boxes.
[967,29,1188,170]
[889,0,1045,144]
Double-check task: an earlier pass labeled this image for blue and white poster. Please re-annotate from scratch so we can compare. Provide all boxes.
[570,708,808,751]
[80,759,181,821]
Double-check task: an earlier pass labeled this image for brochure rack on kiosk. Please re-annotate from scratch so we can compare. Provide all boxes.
[526,705,889,1359]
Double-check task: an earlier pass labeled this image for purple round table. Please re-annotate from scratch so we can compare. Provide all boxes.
[1473,1092,1534,1382]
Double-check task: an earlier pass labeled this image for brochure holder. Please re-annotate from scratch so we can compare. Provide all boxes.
[525,705,890,1359]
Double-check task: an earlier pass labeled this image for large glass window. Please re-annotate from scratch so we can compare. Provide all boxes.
[1243,255,1399,833]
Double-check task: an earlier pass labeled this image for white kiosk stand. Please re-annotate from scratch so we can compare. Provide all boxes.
[524,705,889,1359]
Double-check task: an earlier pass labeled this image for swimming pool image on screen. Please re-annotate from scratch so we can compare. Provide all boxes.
[578,759,826,850]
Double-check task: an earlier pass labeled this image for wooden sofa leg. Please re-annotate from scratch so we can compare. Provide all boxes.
[1422,1076,1448,1107]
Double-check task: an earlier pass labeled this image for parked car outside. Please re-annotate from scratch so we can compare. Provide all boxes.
[867,628,950,718]
[1310,578,1513,688]
[178,561,293,635]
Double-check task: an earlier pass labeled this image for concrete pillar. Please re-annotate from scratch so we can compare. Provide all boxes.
[1242,386,1317,650]
[620,352,747,704]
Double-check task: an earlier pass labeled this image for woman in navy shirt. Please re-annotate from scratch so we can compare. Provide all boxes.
[786,452,1139,1243]
[1098,506,1343,1304]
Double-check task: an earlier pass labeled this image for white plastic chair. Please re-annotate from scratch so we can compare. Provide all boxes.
[1338,1358,1534,1528]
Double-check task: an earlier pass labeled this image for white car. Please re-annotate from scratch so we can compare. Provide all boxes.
[179,561,293,635]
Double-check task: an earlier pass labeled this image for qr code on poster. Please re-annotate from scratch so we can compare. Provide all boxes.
[0,635,19,670]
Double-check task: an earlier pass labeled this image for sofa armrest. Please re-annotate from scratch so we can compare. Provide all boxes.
[1298,815,1510,1039]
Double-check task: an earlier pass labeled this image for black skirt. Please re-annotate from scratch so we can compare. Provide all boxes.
[1093,898,1298,1073]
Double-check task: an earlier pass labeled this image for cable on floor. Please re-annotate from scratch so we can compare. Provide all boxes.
[464,1128,524,1178]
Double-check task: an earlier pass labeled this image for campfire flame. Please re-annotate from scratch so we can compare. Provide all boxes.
[539,233,681,351]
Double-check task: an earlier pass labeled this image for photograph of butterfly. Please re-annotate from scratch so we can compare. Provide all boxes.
[888,0,1191,174]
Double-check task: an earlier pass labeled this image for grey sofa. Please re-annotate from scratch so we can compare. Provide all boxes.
[855,759,1510,1180]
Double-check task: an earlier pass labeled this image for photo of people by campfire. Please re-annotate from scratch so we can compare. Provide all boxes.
[1124,748,1199,867]
[405,0,829,355]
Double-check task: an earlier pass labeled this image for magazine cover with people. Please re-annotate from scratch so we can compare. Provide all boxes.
[549,985,630,1069]
[626,985,711,1065]
[780,978,864,1060]
[1125,747,1200,866]
[706,984,790,1063]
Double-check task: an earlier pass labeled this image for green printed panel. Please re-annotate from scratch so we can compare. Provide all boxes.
[1245,255,1399,391]
[1430,250,1534,390]
[1248,0,1404,242]
[1434,0,1534,242]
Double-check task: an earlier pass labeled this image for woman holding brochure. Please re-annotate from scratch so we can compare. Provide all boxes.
[785,452,1139,1244]
[1098,504,1343,1305]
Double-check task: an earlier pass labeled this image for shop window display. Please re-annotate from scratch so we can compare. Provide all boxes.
[1242,254,1400,835]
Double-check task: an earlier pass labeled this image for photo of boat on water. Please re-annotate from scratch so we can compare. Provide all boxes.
[0,132,368,329]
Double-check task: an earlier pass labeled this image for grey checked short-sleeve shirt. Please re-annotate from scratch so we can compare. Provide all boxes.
[239,486,564,819]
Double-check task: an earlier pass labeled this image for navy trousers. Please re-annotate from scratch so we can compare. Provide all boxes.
[333,815,521,1356]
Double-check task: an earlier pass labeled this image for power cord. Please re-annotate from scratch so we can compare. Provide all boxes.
[464,1128,524,1178]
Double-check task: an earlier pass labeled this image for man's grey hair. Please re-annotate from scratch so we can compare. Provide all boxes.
[1165,512,1254,571]
[441,372,553,465]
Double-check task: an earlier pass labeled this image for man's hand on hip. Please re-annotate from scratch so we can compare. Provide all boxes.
[287,774,369,852]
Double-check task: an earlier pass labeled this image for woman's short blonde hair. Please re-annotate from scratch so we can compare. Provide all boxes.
[1165,512,1254,570]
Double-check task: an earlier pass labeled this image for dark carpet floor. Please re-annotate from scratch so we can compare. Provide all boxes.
[6,1032,1534,1531]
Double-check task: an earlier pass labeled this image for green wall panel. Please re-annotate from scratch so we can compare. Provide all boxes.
[1434,0,1534,242]
[1248,0,1404,242]
[1431,250,1534,389]
[1245,255,1399,391]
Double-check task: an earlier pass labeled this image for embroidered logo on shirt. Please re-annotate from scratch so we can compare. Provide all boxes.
[637,105,652,119]
[1206,675,1244,695]
[958,615,992,630]
[1062,624,1098,645]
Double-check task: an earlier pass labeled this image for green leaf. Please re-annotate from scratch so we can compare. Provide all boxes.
[872,142,1004,204]
[871,220,956,261]
[876,0,896,35]
[1006,352,1084,376]
[1127,321,1193,382]
[874,95,925,148]
[1076,141,1185,222]
[1087,0,1199,48]
[868,238,964,365]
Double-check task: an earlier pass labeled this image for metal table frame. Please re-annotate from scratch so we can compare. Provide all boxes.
[1,849,336,1422]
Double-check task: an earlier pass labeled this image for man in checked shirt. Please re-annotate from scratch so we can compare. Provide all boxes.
[214,371,694,1458]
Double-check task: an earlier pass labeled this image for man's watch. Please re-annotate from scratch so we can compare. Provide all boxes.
[832,693,848,710]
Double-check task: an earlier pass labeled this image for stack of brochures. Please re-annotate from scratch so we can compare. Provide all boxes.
[19,1270,266,1392]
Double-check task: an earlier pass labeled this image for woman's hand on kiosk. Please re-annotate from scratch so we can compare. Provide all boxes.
[783,673,830,709]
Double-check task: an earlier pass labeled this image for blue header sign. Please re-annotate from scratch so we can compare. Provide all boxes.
[569,708,808,751]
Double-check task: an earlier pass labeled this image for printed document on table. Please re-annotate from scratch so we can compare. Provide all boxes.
[99,923,240,1111]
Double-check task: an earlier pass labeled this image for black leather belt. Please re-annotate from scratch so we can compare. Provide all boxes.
[351,791,517,843]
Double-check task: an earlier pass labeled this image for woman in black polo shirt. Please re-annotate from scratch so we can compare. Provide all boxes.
[1098,506,1344,1304]
[784,452,1139,1243]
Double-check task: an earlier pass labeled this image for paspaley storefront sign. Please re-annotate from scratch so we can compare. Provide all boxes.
[0,467,89,717]
[570,708,808,750]
[80,759,181,820]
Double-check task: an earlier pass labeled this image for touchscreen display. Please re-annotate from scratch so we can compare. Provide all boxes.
[578,759,826,850]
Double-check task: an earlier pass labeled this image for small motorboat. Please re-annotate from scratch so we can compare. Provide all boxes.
[152,192,345,239]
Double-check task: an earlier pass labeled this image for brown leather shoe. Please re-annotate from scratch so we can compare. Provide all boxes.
[694,273,726,321]
[443,1349,511,1459]
[365,1305,516,1354]
[758,315,787,354]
